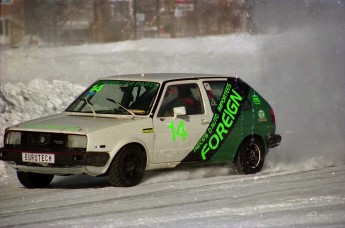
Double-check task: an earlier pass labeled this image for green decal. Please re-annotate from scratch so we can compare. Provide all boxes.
[252,94,261,105]
[193,81,245,160]
[168,120,188,142]
[90,84,104,93]
[97,80,159,88]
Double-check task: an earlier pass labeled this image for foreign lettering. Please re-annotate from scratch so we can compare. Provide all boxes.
[194,81,244,160]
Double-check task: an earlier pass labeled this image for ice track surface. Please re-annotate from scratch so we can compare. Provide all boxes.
[0,165,345,227]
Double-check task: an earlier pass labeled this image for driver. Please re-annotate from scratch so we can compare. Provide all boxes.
[158,85,196,117]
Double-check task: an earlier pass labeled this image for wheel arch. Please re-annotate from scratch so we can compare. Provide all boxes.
[106,142,148,187]
[106,141,148,173]
[85,139,149,176]
[232,133,267,174]
[234,133,266,162]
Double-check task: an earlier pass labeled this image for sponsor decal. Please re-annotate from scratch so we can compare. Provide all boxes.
[88,80,159,95]
[180,78,249,162]
[252,94,261,105]
[95,80,159,88]
[142,128,154,133]
[258,110,267,122]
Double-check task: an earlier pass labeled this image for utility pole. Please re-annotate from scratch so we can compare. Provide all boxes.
[133,0,137,40]
[156,0,160,37]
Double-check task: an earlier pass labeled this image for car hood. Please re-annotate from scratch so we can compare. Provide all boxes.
[10,112,147,134]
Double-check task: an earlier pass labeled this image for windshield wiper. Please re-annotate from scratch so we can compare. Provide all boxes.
[106,98,135,117]
[84,98,96,116]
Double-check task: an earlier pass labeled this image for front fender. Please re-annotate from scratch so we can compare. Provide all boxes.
[83,118,154,176]
[85,137,151,176]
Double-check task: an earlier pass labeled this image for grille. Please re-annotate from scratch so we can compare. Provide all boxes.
[22,132,67,151]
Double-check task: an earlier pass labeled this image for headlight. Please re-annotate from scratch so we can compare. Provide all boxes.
[5,131,21,145]
[67,135,87,148]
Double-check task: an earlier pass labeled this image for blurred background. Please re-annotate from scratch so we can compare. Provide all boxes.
[2,0,344,47]
[1,0,254,46]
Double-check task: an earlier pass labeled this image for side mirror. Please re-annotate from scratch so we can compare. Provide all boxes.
[173,106,186,119]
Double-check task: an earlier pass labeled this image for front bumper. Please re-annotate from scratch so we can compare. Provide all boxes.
[266,134,282,149]
[5,163,86,175]
[0,147,110,167]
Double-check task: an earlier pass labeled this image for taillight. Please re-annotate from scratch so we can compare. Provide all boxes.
[270,107,276,125]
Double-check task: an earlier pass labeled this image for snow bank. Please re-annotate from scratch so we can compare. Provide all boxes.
[0,80,85,145]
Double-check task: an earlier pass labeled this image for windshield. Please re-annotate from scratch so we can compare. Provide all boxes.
[66,80,160,116]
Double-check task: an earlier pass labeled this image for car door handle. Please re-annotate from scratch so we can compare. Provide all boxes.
[200,119,210,125]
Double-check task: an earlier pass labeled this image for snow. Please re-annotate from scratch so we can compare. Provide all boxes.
[0,166,345,227]
[1,1,345,227]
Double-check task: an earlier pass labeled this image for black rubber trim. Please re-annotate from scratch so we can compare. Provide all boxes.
[266,134,282,149]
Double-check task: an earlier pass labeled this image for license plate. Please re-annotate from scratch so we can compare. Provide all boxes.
[22,153,55,164]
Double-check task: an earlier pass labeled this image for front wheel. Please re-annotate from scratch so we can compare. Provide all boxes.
[234,137,265,174]
[17,171,54,188]
[108,144,146,187]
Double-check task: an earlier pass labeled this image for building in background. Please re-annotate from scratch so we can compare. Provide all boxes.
[0,0,25,46]
[134,0,248,39]
[56,0,95,44]
[196,0,248,36]
[93,0,132,42]
[1,0,250,46]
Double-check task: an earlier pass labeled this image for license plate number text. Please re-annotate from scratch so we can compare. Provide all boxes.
[22,153,55,164]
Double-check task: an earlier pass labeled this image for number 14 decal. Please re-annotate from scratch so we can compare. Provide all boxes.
[168,120,188,141]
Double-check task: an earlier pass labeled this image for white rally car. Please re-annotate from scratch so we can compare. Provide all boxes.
[0,74,281,188]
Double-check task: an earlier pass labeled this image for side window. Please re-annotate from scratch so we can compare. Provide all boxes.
[203,81,253,113]
[203,81,227,113]
[158,83,204,117]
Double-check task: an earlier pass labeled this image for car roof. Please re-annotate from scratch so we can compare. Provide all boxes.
[99,73,235,83]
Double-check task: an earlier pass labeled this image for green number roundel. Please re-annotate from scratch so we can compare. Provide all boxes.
[168,120,188,142]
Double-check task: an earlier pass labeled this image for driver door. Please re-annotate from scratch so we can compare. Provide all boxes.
[152,81,211,163]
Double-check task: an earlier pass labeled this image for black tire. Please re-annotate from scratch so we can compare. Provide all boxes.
[108,144,146,187]
[234,137,265,174]
[17,171,54,188]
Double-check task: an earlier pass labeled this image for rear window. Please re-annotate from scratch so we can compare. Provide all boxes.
[203,81,227,112]
[203,80,252,112]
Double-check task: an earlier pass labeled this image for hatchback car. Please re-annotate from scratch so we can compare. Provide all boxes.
[0,73,281,188]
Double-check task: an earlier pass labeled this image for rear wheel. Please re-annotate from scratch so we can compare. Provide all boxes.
[17,171,54,188]
[108,144,146,187]
[235,137,265,174]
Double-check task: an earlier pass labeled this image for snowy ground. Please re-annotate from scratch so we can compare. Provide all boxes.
[0,165,344,227]
[1,1,345,227]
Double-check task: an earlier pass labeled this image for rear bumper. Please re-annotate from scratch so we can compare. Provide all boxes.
[266,134,282,149]
[0,147,110,167]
